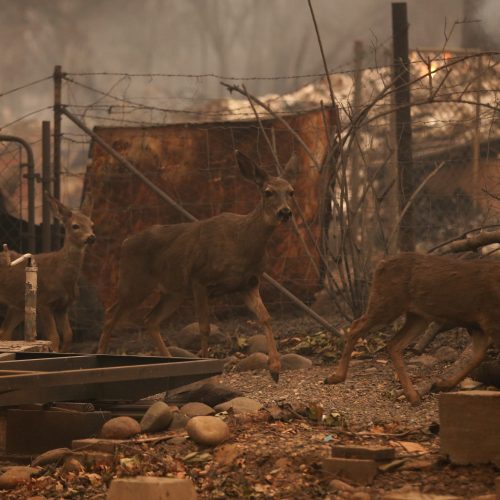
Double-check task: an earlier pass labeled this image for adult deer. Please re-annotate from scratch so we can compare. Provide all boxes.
[325,252,500,405]
[97,150,299,381]
[0,194,95,351]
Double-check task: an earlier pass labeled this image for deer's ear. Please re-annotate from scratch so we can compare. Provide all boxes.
[235,150,269,188]
[45,192,72,221]
[282,153,300,182]
[80,192,93,217]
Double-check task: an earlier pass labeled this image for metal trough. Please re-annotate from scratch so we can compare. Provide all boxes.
[0,351,225,406]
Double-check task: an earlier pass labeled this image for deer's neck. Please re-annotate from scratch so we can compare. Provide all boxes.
[240,205,276,259]
[59,243,86,276]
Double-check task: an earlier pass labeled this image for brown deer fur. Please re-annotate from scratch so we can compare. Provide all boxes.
[325,252,500,404]
[0,195,95,351]
[97,150,298,381]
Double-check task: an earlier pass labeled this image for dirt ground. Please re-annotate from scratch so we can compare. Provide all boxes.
[4,311,500,499]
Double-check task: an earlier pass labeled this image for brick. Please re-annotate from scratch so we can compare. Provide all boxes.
[107,477,197,500]
[322,457,378,485]
[439,391,500,466]
[73,451,114,467]
[72,438,123,454]
[331,444,395,461]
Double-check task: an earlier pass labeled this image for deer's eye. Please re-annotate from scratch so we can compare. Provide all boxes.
[264,189,274,197]
[72,224,80,230]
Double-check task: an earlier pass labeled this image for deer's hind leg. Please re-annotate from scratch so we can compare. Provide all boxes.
[0,307,23,340]
[243,286,280,382]
[192,282,210,357]
[143,293,184,357]
[433,326,490,391]
[387,313,430,405]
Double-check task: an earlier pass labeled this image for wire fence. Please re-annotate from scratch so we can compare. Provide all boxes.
[0,48,499,345]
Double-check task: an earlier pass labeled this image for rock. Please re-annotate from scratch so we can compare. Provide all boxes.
[351,493,372,500]
[409,354,437,367]
[169,411,191,430]
[459,377,483,390]
[329,478,354,492]
[235,352,268,372]
[381,486,461,499]
[180,402,215,417]
[280,353,313,371]
[331,444,395,461]
[247,334,268,354]
[62,457,85,474]
[168,322,228,351]
[214,396,263,414]
[0,466,39,489]
[214,443,242,466]
[434,346,459,363]
[32,447,73,467]
[322,457,378,485]
[167,382,242,407]
[100,416,141,439]
[168,346,198,358]
[186,416,230,446]
[140,401,173,433]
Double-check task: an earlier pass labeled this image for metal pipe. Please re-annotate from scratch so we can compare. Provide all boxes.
[42,121,52,252]
[9,253,37,342]
[61,106,341,336]
[0,135,36,253]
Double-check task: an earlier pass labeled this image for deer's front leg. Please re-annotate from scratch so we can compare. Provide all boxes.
[243,286,280,382]
[192,282,210,357]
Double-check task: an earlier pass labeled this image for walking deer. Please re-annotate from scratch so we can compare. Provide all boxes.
[325,252,500,404]
[97,150,299,381]
[0,194,95,351]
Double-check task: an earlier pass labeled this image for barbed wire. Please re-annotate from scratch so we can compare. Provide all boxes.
[0,75,52,100]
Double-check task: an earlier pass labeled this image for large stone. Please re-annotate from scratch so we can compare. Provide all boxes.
[186,416,230,446]
[235,352,268,372]
[32,447,73,467]
[281,353,313,371]
[100,416,141,440]
[168,322,228,352]
[107,477,197,500]
[169,411,191,430]
[0,466,39,489]
[214,397,263,414]
[180,402,215,417]
[168,346,198,358]
[439,391,500,466]
[140,401,173,433]
[247,334,269,354]
[167,382,242,407]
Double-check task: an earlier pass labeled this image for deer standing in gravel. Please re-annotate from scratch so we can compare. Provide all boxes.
[0,194,95,351]
[325,252,500,405]
[97,150,298,381]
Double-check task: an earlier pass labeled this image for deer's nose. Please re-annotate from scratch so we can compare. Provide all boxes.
[86,234,96,245]
[277,207,292,221]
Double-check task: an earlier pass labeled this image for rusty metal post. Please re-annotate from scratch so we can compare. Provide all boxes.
[392,2,415,251]
[42,121,52,252]
[53,65,63,249]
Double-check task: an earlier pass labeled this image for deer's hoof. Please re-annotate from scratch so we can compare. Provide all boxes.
[324,374,344,385]
[270,370,280,383]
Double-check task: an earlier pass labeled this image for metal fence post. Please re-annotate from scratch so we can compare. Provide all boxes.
[53,65,63,249]
[42,121,52,252]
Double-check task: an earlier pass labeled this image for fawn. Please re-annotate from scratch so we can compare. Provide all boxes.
[97,150,299,381]
[325,252,500,404]
[0,194,95,351]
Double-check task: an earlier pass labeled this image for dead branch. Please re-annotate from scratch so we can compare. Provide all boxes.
[435,229,500,255]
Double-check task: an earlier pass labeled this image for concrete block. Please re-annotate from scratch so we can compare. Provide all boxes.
[439,391,500,466]
[331,444,395,461]
[107,476,197,500]
[322,457,378,485]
